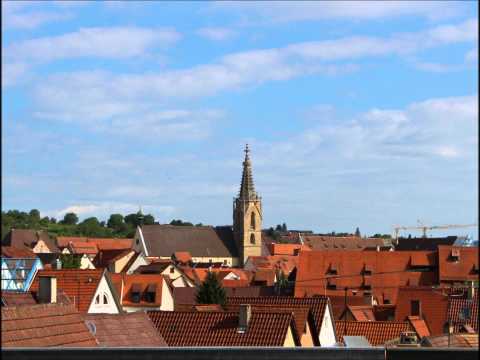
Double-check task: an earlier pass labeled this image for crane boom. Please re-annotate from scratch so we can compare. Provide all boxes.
[393,223,477,241]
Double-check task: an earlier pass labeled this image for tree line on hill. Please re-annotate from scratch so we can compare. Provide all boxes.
[1,209,204,242]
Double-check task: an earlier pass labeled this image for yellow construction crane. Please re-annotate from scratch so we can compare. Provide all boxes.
[393,223,477,241]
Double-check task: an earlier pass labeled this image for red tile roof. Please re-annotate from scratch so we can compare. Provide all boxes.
[1,246,36,258]
[69,242,99,255]
[110,273,163,308]
[226,296,330,340]
[438,246,478,282]
[182,268,253,288]
[93,249,133,269]
[30,269,104,313]
[173,251,192,264]
[225,304,311,343]
[347,305,376,321]
[252,268,276,286]
[147,310,296,346]
[303,235,387,251]
[1,291,37,307]
[295,250,437,304]
[423,333,479,347]
[336,321,413,346]
[269,243,311,256]
[448,292,478,333]
[407,316,430,338]
[83,312,167,347]
[57,237,133,251]
[1,303,97,347]
[246,255,298,276]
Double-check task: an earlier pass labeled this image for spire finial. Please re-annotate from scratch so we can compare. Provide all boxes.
[244,143,250,157]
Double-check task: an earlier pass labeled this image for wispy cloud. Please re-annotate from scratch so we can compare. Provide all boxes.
[210,1,468,24]
[2,1,77,30]
[29,19,476,127]
[6,26,181,63]
[197,27,237,41]
[466,48,478,63]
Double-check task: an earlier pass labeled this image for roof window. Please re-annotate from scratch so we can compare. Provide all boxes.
[145,283,156,303]
[131,283,142,303]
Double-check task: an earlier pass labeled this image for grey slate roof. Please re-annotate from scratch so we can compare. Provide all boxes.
[140,225,238,258]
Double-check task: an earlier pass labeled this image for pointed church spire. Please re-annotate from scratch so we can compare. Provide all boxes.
[239,143,257,200]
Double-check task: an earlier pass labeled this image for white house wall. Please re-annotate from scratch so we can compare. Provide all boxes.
[160,278,174,311]
[87,275,120,314]
[318,305,337,347]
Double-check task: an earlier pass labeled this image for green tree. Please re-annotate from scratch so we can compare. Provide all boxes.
[125,213,141,227]
[107,214,124,230]
[59,254,81,269]
[29,209,41,222]
[143,214,155,225]
[77,217,103,237]
[196,271,226,306]
[62,212,79,225]
[355,227,361,237]
[170,219,193,226]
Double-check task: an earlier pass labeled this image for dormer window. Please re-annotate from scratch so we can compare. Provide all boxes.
[327,277,337,290]
[327,263,337,275]
[472,264,479,274]
[363,264,372,276]
[131,283,142,303]
[145,283,156,303]
[450,249,460,262]
[363,276,372,289]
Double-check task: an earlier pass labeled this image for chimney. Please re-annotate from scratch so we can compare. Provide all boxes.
[238,304,252,333]
[38,277,57,304]
[467,282,475,300]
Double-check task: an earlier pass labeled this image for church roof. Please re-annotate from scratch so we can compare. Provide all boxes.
[140,225,238,258]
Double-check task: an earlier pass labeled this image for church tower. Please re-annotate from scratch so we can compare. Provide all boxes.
[233,144,262,266]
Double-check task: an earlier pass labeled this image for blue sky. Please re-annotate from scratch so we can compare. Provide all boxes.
[2,1,478,237]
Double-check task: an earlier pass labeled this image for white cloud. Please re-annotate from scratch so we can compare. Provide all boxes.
[2,1,75,30]
[29,19,476,124]
[411,60,462,73]
[465,48,478,63]
[6,27,181,63]
[197,27,237,41]
[1,62,28,88]
[210,1,467,24]
[258,95,477,166]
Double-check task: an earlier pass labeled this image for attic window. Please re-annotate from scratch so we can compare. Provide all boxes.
[363,264,372,275]
[327,277,337,290]
[131,283,142,303]
[410,300,421,317]
[327,263,337,275]
[170,267,175,274]
[450,249,460,262]
[145,283,156,303]
[472,264,479,274]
